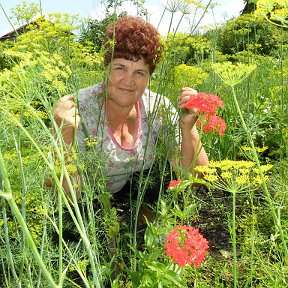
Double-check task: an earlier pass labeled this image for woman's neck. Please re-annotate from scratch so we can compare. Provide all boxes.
[105,99,138,124]
[105,99,140,148]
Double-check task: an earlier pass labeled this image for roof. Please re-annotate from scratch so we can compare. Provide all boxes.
[0,14,53,42]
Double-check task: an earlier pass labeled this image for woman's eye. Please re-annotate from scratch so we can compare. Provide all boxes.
[136,71,145,76]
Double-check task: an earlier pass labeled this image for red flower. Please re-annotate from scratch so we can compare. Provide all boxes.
[185,93,223,114]
[164,226,209,268]
[167,179,182,189]
[185,92,226,136]
[197,114,227,136]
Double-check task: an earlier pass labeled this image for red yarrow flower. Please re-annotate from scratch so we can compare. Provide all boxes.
[164,226,209,268]
[167,179,182,189]
[185,92,226,136]
[185,93,223,115]
[198,114,227,136]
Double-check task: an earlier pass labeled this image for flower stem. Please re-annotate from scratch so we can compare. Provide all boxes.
[0,149,58,288]
[1,106,103,287]
[232,191,238,288]
[231,85,288,259]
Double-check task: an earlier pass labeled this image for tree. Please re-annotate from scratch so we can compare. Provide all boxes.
[241,0,257,15]
[102,0,148,17]
[10,0,42,27]
[78,0,148,50]
[78,12,126,52]
[208,13,288,56]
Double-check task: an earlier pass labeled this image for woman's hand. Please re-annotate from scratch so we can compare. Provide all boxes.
[53,94,80,145]
[176,87,209,171]
[178,87,199,131]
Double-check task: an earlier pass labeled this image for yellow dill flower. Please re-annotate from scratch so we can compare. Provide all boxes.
[36,111,48,119]
[212,62,257,86]
[194,165,217,174]
[235,174,249,185]
[253,175,269,185]
[173,64,208,91]
[219,165,230,171]
[23,111,33,118]
[66,164,77,174]
[3,50,33,61]
[85,137,99,147]
[210,159,234,170]
[43,70,54,82]
[241,146,252,151]
[235,160,256,169]
[221,171,233,179]
[239,168,250,175]
[3,153,18,160]
[196,159,271,192]
[253,164,273,174]
[66,147,77,161]
[73,183,80,189]
[255,0,288,28]
[241,145,269,159]
[204,174,219,182]
[51,80,67,93]
[31,100,43,106]
[256,146,269,153]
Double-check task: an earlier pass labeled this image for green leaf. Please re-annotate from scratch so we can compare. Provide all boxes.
[145,261,187,287]
[144,221,157,249]
[145,260,166,272]
[164,269,187,288]
[128,271,141,287]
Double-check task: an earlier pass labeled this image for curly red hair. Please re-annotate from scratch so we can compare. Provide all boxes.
[103,16,164,74]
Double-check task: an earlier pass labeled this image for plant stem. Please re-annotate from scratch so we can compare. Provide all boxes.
[0,149,58,288]
[1,107,103,287]
[232,191,237,288]
[231,85,288,259]
[58,179,63,285]
[0,3,18,35]
[2,199,21,287]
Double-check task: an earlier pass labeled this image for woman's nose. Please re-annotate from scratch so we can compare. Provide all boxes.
[121,72,135,86]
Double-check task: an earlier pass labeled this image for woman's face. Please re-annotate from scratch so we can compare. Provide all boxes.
[106,57,150,108]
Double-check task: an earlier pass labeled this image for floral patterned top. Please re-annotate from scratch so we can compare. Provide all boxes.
[78,82,179,194]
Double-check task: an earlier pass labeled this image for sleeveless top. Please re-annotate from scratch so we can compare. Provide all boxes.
[77,83,179,193]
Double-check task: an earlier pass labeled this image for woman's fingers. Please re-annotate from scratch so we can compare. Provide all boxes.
[56,94,75,110]
[178,95,191,108]
[54,95,80,128]
[181,87,197,93]
[178,87,197,109]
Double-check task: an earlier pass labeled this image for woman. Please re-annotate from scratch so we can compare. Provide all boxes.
[53,15,208,202]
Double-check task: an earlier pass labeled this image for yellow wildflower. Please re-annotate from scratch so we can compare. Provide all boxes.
[85,137,99,147]
[253,164,273,174]
[235,174,249,185]
[253,175,269,185]
[239,168,250,175]
[204,174,219,182]
[221,171,233,179]
[66,164,77,174]
[195,159,271,193]
[195,165,217,174]
[212,62,257,86]
[36,111,48,119]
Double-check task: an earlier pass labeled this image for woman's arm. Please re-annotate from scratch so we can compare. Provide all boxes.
[180,124,209,171]
[176,87,209,174]
[53,94,80,146]
[52,94,82,199]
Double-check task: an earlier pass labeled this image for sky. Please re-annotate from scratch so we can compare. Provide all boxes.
[0,0,245,36]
